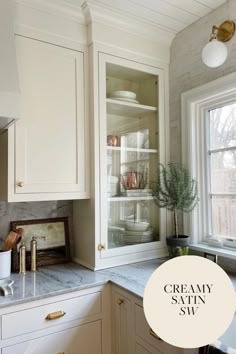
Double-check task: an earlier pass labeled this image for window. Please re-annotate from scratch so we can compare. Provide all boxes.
[181,72,236,252]
[207,104,236,242]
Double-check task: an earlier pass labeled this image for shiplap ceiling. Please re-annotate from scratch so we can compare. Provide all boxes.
[55,0,228,34]
[90,0,227,34]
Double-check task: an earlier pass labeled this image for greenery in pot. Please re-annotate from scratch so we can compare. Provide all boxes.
[151,163,199,257]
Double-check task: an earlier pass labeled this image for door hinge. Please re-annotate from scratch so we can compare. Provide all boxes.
[98,243,106,251]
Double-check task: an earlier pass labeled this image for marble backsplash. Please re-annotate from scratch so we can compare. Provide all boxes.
[0,200,73,249]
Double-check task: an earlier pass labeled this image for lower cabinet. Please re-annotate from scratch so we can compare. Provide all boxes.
[112,285,184,354]
[2,320,101,354]
[0,284,195,354]
[0,286,111,354]
[112,289,133,354]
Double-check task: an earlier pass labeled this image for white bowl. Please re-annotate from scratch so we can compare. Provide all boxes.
[110,90,136,100]
[126,220,150,231]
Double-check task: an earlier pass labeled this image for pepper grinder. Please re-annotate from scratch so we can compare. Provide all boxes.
[30,236,37,272]
[19,241,26,274]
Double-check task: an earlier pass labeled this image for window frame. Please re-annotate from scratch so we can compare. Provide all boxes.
[181,72,236,248]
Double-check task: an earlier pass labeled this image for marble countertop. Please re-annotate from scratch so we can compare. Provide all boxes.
[0,258,165,308]
[0,259,236,348]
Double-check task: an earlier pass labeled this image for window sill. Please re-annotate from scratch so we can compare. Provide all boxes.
[190,243,236,260]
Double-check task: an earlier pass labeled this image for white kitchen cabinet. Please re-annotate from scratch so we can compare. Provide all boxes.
[0,35,89,202]
[0,286,111,354]
[135,303,182,354]
[74,50,169,270]
[112,288,133,354]
[2,320,101,354]
[111,285,184,354]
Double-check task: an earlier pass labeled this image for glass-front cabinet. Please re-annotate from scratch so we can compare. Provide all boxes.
[99,53,167,259]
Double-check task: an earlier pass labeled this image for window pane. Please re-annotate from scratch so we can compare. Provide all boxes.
[212,196,236,239]
[210,150,236,193]
[210,102,236,149]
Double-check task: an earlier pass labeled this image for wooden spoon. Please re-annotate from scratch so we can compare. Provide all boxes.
[2,228,24,252]
[2,231,19,252]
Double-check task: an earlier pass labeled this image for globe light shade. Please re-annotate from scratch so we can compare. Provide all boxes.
[202,39,228,68]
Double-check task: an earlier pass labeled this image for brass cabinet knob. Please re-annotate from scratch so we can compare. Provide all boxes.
[117,298,124,305]
[149,328,162,340]
[17,181,24,187]
[98,244,106,251]
[45,310,66,321]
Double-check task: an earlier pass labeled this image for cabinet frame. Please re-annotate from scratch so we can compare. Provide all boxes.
[73,42,170,270]
[98,52,167,260]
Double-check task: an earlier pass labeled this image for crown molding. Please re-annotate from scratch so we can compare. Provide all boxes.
[15,0,175,49]
[15,0,85,24]
[82,1,175,47]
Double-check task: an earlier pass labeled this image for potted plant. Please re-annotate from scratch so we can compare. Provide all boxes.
[151,163,199,257]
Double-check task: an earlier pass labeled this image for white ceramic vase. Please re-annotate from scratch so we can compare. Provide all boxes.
[0,250,11,279]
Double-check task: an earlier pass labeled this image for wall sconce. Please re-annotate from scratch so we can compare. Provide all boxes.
[202,20,235,68]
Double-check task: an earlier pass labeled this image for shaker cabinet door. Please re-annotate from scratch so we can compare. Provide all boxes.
[11,35,89,200]
[112,290,133,354]
[2,320,101,354]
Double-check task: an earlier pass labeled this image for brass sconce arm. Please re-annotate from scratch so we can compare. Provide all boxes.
[210,20,235,42]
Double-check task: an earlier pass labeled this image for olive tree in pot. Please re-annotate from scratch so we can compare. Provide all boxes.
[151,163,199,258]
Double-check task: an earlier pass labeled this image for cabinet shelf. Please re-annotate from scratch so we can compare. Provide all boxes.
[106,98,157,117]
[108,196,153,202]
[107,146,158,153]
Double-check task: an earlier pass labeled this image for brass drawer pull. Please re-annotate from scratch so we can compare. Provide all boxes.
[117,298,124,305]
[45,310,66,320]
[56,352,65,354]
[149,328,162,341]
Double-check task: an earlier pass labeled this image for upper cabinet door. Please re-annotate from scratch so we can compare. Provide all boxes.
[14,35,89,198]
[98,53,167,261]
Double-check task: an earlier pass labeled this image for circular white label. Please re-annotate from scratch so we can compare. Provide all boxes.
[143,256,236,348]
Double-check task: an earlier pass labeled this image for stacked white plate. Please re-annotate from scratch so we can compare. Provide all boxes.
[124,228,154,245]
[110,90,139,104]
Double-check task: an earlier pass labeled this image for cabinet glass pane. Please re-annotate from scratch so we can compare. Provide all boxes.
[107,115,158,150]
[105,63,159,250]
[108,200,159,248]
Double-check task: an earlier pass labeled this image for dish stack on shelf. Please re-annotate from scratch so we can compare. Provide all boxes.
[124,220,154,245]
[109,90,139,104]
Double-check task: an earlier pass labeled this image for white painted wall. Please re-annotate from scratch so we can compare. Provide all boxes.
[169,0,236,271]
[170,0,236,164]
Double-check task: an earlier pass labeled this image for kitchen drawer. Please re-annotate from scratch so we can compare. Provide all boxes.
[2,319,101,354]
[2,291,101,339]
[135,304,182,354]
